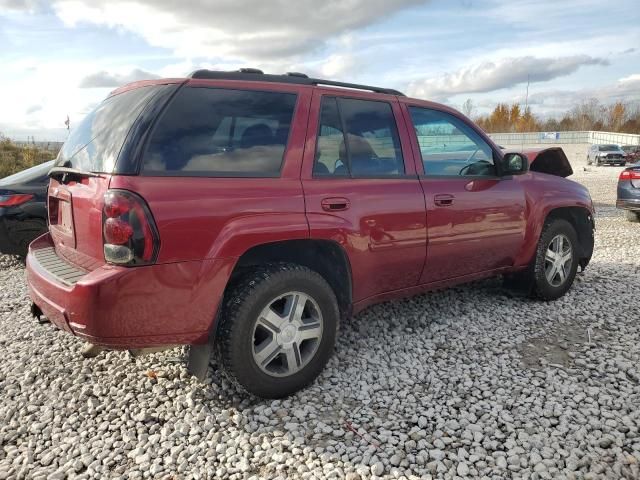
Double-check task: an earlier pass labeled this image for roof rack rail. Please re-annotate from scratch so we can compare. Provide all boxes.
[187,69,404,96]
[285,72,309,78]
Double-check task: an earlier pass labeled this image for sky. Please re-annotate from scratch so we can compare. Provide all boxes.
[0,0,639,141]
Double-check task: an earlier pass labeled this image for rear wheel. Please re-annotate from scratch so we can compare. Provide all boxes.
[626,210,640,223]
[11,218,47,258]
[216,263,339,398]
[531,219,579,300]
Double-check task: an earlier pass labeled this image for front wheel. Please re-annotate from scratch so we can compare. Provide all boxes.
[531,219,579,300]
[216,263,339,398]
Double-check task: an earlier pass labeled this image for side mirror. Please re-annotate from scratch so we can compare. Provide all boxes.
[501,152,528,176]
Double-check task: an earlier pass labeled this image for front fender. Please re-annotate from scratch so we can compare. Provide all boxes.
[515,174,594,267]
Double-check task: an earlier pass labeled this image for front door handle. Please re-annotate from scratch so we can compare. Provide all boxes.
[321,197,350,212]
[434,194,454,206]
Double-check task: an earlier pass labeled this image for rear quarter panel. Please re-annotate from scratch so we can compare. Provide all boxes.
[108,176,309,262]
[109,83,312,264]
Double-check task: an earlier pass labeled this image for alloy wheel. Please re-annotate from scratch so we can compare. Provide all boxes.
[252,291,323,377]
[544,234,573,287]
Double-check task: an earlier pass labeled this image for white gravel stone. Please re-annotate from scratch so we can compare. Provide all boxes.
[1,147,639,479]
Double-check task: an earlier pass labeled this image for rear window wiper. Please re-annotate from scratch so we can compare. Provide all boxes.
[48,166,103,181]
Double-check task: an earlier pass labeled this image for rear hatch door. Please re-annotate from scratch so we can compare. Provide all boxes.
[47,84,168,270]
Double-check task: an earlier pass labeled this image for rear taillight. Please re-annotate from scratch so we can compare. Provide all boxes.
[0,194,34,207]
[102,190,159,266]
[619,169,640,180]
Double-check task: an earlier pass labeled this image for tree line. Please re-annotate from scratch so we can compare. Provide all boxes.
[462,99,640,134]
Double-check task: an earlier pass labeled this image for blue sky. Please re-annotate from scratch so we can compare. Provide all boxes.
[0,0,639,141]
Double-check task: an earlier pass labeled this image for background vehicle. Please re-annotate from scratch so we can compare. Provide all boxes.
[587,144,626,166]
[26,70,595,398]
[0,160,52,257]
[617,164,640,223]
[621,145,640,163]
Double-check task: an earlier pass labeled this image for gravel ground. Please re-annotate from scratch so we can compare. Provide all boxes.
[1,145,639,480]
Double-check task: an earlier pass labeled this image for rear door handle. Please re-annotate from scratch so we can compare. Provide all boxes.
[434,194,454,206]
[321,197,350,212]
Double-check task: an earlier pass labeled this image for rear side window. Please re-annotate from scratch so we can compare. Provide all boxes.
[56,86,161,173]
[314,97,404,178]
[142,87,297,177]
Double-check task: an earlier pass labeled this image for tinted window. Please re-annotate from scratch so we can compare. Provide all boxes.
[143,87,297,177]
[313,97,404,178]
[409,107,496,177]
[55,86,161,173]
[314,97,348,176]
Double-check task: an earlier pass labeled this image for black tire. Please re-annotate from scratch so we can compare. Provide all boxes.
[11,218,47,258]
[216,263,339,398]
[626,210,640,223]
[531,218,579,301]
[596,158,601,167]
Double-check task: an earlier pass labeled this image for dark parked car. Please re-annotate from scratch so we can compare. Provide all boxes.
[0,160,53,257]
[26,70,594,398]
[621,145,640,163]
[617,164,640,222]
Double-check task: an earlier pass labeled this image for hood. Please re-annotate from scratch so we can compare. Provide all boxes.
[507,147,573,178]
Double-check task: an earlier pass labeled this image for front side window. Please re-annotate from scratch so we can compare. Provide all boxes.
[409,107,496,177]
[313,97,404,177]
[143,87,297,177]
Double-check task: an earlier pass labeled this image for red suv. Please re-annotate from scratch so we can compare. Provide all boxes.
[26,69,594,398]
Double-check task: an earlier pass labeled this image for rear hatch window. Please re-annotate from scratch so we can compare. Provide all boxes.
[55,86,161,173]
[47,85,164,269]
[141,87,297,177]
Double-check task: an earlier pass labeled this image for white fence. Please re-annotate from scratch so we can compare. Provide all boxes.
[488,131,640,146]
[10,141,63,152]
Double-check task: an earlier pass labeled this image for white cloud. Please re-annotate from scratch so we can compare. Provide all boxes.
[0,0,43,10]
[407,55,609,101]
[469,74,640,117]
[79,69,159,88]
[53,0,427,60]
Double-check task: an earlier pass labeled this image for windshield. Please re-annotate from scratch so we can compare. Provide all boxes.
[0,160,54,185]
[55,86,161,173]
[598,145,619,151]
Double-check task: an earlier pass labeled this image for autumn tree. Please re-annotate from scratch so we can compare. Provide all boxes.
[471,98,639,134]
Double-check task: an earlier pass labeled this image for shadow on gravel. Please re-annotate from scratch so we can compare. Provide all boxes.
[593,202,624,219]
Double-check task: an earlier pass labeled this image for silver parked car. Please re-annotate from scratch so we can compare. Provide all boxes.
[587,144,626,166]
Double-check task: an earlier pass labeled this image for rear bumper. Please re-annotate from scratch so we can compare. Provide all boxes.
[617,198,640,211]
[26,233,235,348]
[617,182,640,210]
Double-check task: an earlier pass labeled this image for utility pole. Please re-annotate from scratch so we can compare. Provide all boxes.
[522,74,530,150]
